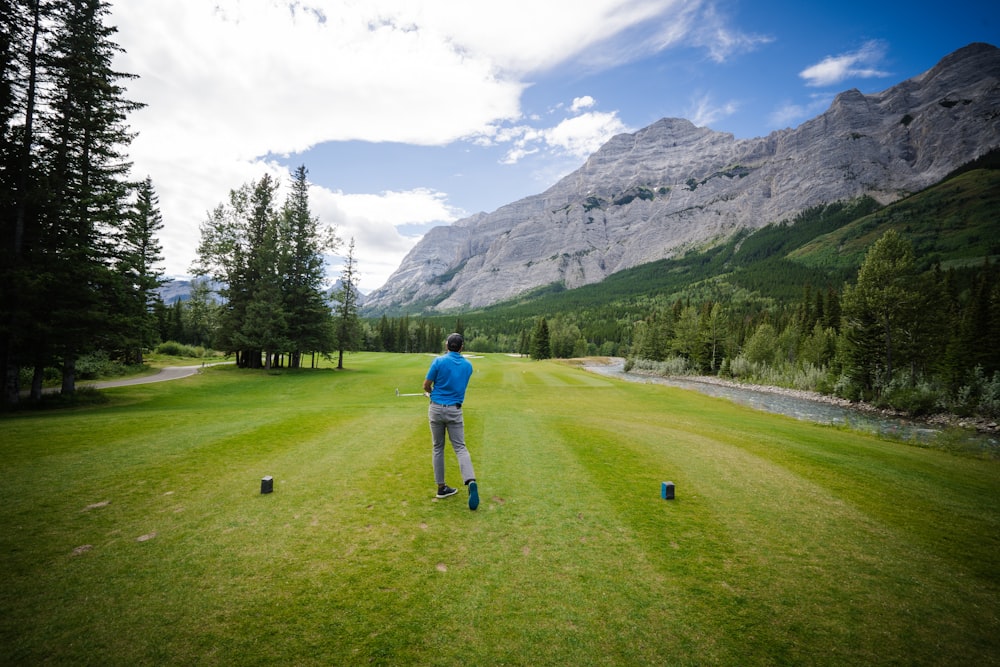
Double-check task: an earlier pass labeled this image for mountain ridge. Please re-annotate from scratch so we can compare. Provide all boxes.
[364,42,1000,314]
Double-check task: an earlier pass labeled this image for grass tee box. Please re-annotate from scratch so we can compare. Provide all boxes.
[1,352,998,665]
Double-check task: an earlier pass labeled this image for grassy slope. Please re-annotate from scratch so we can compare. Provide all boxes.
[789,168,1000,270]
[1,353,998,665]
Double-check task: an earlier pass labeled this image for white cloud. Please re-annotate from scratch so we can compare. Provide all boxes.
[688,3,773,63]
[394,0,711,73]
[544,111,630,158]
[313,187,463,289]
[687,93,739,129]
[571,96,597,112]
[800,40,891,87]
[500,146,540,165]
[495,108,631,165]
[107,0,759,291]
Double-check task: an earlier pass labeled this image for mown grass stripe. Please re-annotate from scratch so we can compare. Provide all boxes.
[1,353,997,665]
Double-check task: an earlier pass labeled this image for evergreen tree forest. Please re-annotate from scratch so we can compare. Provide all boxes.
[1,0,153,404]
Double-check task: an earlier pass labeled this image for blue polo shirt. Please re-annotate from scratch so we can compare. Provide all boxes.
[426,351,473,405]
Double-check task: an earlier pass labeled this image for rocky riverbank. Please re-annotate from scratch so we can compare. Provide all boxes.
[579,358,1000,436]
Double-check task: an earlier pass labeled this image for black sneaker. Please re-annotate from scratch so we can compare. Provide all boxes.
[436,485,458,498]
[468,481,479,511]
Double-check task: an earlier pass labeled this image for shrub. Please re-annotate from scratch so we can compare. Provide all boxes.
[155,341,204,358]
[977,371,1000,419]
[628,356,692,376]
[790,363,829,392]
[951,367,1000,419]
[833,374,864,402]
[76,351,128,380]
[728,354,759,379]
[884,380,941,416]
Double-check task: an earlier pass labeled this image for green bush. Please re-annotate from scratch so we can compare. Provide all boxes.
[977,371,1000,419]
[884,380,941,416]
[155,341,204,358]
[951,367,1000,419]
[76,351,128,380]
[628,355,692,376]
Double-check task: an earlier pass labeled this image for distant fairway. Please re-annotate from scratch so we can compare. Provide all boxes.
[2,353,998,665]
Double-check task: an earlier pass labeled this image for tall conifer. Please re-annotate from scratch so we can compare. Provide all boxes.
[281,165,338,367]
[332,239,361,369]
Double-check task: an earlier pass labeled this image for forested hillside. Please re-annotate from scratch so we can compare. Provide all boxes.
[366,160,1000,419]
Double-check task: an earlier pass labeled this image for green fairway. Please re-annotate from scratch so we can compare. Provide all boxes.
[2,353,998,665]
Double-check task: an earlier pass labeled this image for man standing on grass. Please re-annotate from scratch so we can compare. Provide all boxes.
[423,333,479,511]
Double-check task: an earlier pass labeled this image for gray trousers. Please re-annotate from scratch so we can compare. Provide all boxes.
[429,403,476,485]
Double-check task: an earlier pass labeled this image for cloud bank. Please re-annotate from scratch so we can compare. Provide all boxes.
[110,0,765,290]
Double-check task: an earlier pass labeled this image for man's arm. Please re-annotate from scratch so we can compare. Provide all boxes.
[423,378,433,394]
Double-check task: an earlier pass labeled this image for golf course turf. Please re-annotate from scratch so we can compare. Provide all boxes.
[1,352,998,665]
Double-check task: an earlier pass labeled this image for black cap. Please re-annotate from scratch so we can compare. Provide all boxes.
[446,333,464,351]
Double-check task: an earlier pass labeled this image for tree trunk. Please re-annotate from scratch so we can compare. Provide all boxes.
[61,356,76,395]
[883,311,893,387]
[31,364,44,401]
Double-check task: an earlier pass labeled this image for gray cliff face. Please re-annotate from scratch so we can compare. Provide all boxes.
[365,43,1000,313]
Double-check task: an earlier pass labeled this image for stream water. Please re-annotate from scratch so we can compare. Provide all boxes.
[585,360,998,450]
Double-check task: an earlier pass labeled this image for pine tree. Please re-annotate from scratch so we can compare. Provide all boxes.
[185,278,217,348]
[113,176,166,364]
[280,165,338,367]
[701,301,726,373]
[195,197,248,362]
[0,0,48,403]
[33,0,143,394]
[376,315,393,352]
[531,317,551,360]
[195,175,287,368]
[518,329,530,357]
[241,175,287,368]
[840,230,919,396]
[331,238,361,369]
[823,287,841,332]
[671,305,703,366]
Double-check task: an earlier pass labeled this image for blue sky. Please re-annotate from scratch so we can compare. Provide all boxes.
[110,0,999,291]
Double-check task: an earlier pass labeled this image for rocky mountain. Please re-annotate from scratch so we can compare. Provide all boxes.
[363,42,1000,314]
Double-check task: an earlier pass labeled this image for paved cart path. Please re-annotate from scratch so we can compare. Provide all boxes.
[82,362,234,390]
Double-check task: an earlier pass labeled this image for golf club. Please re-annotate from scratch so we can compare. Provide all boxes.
[395,388,428,397]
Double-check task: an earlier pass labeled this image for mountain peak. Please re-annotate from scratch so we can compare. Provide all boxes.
[364,43,1000,314]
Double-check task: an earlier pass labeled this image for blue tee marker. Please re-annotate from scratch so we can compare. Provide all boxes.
[661,481,675,500]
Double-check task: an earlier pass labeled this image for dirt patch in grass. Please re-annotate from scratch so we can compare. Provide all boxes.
[82,500,110,512]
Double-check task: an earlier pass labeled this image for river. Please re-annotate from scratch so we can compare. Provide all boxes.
[584,359,999,452]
